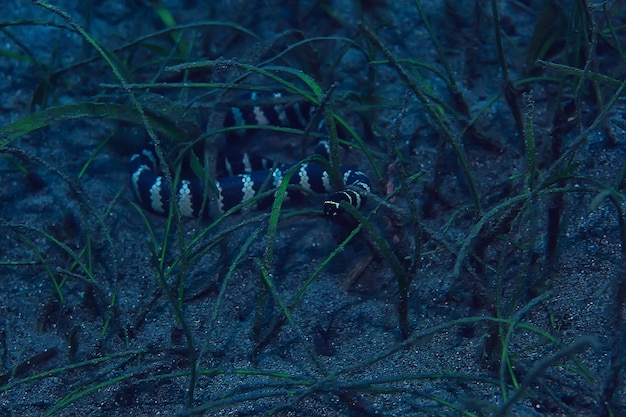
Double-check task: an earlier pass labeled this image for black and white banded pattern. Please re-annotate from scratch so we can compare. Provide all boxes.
[130,95,370,219]
[224,91,316,134]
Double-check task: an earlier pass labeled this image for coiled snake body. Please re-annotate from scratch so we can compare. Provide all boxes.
[130,93,370,219]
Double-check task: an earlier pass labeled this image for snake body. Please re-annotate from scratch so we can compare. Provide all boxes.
[130,93,370,219]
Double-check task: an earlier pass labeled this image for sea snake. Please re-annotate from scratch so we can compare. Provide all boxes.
[130,93,370,219]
